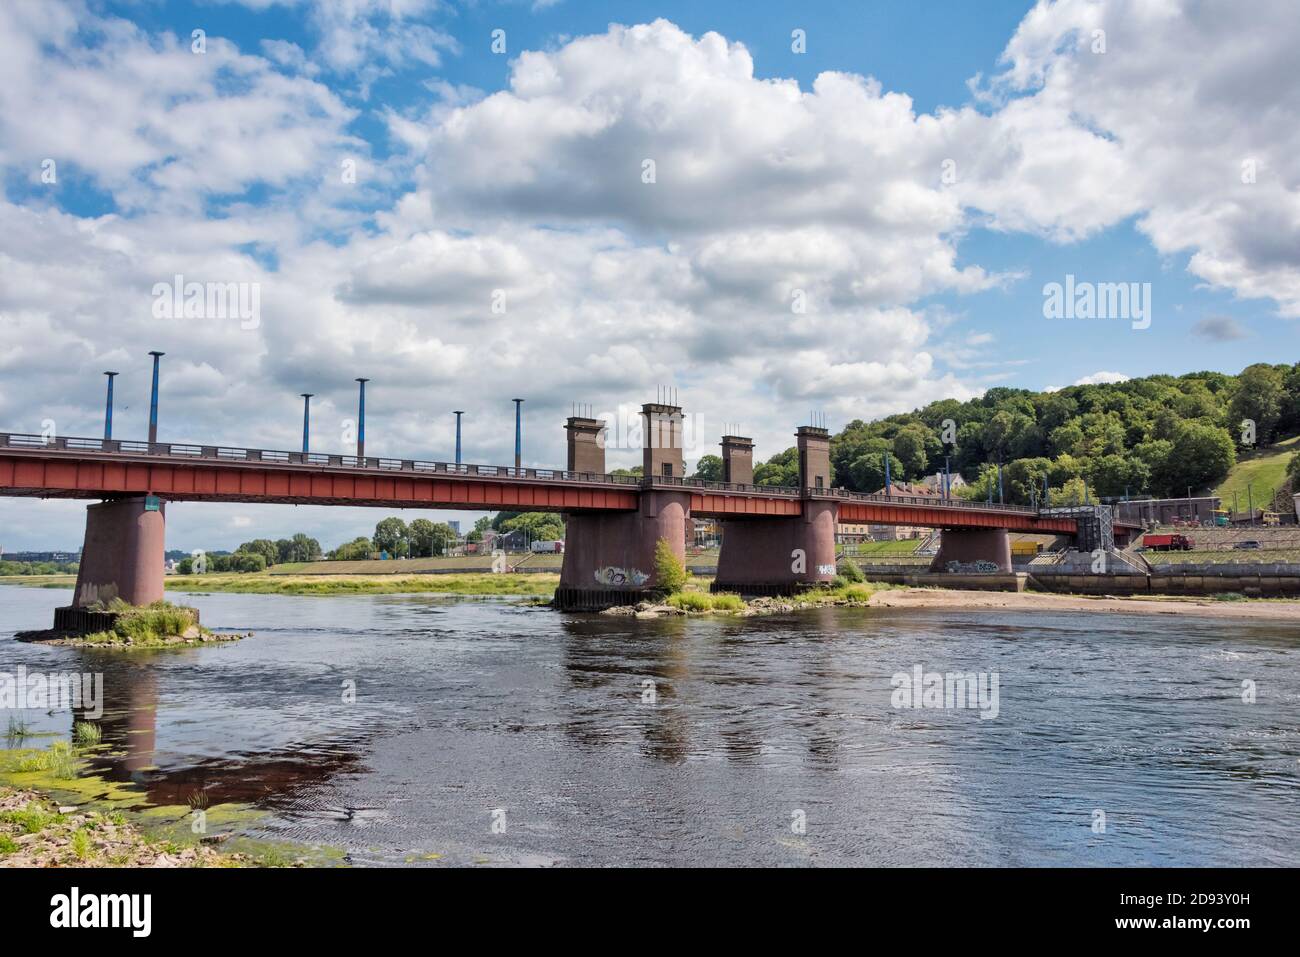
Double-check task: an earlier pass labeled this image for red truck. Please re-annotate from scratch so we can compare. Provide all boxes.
[1141,533,1195,551]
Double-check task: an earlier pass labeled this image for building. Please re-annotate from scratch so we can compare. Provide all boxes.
[1113,496,1221,527]
[921,471,966,493]
[865,482,941,540]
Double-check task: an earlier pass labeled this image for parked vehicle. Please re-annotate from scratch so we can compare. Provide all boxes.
[1142,533,1195,551]
[1233,540,1262,550]
[530,540,565,554]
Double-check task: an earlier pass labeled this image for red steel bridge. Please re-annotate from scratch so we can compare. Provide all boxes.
[0,409,1135,614]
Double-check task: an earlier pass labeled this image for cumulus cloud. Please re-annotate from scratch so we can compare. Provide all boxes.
[2,3,1299,549]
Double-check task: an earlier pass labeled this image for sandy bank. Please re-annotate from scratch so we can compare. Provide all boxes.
[867,588,1300,621]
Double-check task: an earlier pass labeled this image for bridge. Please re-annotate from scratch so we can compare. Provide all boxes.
[0,398,1133,614]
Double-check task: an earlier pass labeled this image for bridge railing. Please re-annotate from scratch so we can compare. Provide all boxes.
[0,432,643,488]
[640,475,801,496]
[805,486,1043,514]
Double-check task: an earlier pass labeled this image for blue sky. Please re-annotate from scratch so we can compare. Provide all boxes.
[1,0,1296,550]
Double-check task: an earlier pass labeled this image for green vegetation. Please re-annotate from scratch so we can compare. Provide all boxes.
[168,571,559,597]
[73,722,102,747]
[1215,434,1300,512]
[0,560,78,577]
[839,558,866,583]
[78,600,205,646]
[13,742,79,780]
[744,362,1300,502]
[653,538,690,594]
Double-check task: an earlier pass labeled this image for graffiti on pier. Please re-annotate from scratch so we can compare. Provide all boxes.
[944,560,1001,574]
[594,566,650,588]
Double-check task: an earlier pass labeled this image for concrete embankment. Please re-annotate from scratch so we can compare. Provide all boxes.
[856,558,1300,597]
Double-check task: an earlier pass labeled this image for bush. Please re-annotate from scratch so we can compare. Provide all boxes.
[666,591,713,612]
[653,538,689,594]
[710,593,744,611]
[232,552,267,573]
[839,558,866,583]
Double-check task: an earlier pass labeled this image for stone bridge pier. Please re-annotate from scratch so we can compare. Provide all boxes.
[555,405,692,611]
[712,426,839,596]
[61,496,166,623]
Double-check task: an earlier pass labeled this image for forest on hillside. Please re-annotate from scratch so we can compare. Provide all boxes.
[693,363,1300,506]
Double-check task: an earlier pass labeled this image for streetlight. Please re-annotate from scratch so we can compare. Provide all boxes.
[102,372,119,440]
[300,394,313,454]
[147,351,165,444]
[355,378,369,462]
[512,398,524,471]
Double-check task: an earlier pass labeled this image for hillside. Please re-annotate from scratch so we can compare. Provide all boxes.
[740,362,1300,507]
[1214,434,1298,511]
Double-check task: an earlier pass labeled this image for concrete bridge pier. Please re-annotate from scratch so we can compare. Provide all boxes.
[929,527,1012,573]
[69,496,166,608]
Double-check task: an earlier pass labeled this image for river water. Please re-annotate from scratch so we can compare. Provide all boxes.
[2,584,1297,866]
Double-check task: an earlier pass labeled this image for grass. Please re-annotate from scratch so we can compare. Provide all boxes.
[14,741,80,780]
[1215,434,1298,511]
[76,599,204,646]
[0,804,64,834]
[0,834,18,855]
[5,717,31,742]
[73,722,102,747]
[167,571,559,597]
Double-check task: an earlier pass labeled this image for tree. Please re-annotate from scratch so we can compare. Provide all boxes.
[1156,421,1235,494]
[290,533,322,562]
[848,446,903,493]
[691,454,723,482]
[237,539,279,566]
[232,552,266,573]
[754,447,800,487]
[409,519,457,557]
[1229,363,1286,445]
[653,538,688,594]
[373,517,408,556]
[331,537,373,561]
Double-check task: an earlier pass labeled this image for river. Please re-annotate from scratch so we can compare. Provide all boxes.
[2,584,1297,866]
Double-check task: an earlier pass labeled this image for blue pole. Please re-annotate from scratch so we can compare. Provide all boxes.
[513,398,523,471]
[355,378,369,461]
[998,460,1004,504]
[943,454,950,500]
[103,372,118,440]
[1044,475,1050,509]
[883,453,891,495]
[147,351,164,444]
[454,411,464,465]
[301,394,313,453]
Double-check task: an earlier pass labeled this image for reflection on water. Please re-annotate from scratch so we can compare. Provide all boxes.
[2,584,1298,866]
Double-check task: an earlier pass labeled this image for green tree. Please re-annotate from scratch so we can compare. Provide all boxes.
[373,517,408,556]
[237,539,279,566]
[331,537,373,561]
[1229,363,1286,445]
[653,537,689,594]
[691,454,724,482]
[409,518,456,557]
[754,447,800,487]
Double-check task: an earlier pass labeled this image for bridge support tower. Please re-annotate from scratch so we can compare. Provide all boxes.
[712,426,840,595]
[555,404,692,610]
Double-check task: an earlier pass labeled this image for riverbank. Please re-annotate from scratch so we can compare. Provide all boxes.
[867,587,1300,620]
[0,786,251,867]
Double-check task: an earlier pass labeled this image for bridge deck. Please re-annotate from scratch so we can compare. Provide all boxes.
[0,432,1087,533]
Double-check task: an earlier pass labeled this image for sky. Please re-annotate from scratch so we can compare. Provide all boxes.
[1,0,1297,552]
